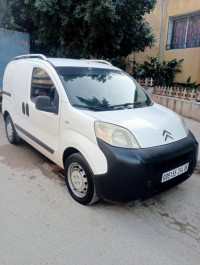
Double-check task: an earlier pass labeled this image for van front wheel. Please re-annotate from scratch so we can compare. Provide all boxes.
[5,115,21,144]
[65,153,99,205]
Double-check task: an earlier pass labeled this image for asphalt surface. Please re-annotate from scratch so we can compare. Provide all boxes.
[0,112,200,265]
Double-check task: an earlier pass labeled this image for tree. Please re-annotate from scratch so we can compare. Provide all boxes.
[6,0,156,59]
[0,0,31,31]
[0,0,12,29]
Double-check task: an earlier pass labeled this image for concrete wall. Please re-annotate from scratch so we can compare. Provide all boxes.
[151,94,200,122]
[0,28,30,89]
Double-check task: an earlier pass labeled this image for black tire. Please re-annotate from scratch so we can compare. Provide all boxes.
[65,153,99,205]
[5,115,21,144]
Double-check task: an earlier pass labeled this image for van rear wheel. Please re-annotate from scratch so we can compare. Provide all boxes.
[65,153,99,205]
[5,115,21,144]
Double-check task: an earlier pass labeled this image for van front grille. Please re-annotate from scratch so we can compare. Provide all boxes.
[154,150,193,174]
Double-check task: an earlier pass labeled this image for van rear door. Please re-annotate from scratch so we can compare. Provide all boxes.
[10,62,32,134]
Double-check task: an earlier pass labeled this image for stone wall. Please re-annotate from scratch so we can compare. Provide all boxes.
[151,94,200,122]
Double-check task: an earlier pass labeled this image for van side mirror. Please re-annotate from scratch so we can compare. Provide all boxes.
[35,96,56,113]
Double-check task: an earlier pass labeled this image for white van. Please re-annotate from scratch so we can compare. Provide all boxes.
[2,54,198,205]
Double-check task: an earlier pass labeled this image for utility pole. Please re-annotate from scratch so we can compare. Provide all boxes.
[158,0,166,64]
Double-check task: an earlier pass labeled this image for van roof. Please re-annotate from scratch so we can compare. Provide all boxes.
[13,54,119,70]
[48,58,117,70]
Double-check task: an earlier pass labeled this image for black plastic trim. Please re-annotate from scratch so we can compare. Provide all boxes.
[15,124,54,154]
[22,102,25,115]
[26,103,29,117]
[2,90,11,97]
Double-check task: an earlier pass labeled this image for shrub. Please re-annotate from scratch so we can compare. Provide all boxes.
[133,56,184,86]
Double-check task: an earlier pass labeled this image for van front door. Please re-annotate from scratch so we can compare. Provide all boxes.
[25,65,60,164]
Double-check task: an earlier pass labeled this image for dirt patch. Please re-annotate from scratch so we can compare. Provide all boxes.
[38,162,66,186]
[159,211,200,243]
[29,175,37,180]
[0,143,48,170]
[0,142,66,185]
[194,161,200,175]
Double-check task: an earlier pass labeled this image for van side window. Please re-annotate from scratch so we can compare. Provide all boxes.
[31,68,59,110]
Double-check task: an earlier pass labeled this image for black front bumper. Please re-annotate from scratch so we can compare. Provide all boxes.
[94,131,198,203]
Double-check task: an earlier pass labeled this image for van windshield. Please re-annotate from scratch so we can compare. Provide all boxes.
[56,67,152,110]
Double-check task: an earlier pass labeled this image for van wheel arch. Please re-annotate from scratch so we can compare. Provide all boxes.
[3,110,10,122]
[5,114,21,144]
[63,147,80,167]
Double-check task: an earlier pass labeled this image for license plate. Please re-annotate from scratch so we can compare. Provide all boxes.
[161,162,189,183]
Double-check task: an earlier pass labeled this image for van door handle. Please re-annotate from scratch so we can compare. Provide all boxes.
[22,102,25,115]
[26,103,29,117]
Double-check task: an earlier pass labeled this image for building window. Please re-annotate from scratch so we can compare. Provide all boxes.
[166,11,200,50]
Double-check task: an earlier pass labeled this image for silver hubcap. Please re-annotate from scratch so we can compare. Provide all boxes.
[7,121,14,140]
[68,162,88,198]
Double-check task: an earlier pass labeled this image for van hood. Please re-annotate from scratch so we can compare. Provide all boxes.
[83,103,188,148]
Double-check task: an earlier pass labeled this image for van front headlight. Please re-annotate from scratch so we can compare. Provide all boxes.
[95,121,140,149]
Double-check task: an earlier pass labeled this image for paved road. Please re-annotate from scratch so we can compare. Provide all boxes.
[0,112,200,265]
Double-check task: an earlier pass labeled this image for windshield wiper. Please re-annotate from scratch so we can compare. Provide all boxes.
[72,101,152,111]
[72,104,109,110]
[107,101,154,109]
[104,102,142,109]
[72,103,138,110]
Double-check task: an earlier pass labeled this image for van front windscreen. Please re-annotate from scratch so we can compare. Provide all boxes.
[56,67,152,110]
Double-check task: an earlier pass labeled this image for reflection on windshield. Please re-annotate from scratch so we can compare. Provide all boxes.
[56,67,151,110]
[77,96,109,107]
[63,74,111,84]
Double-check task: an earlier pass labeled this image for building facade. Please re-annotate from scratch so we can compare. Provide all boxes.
[133,0,200,84]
